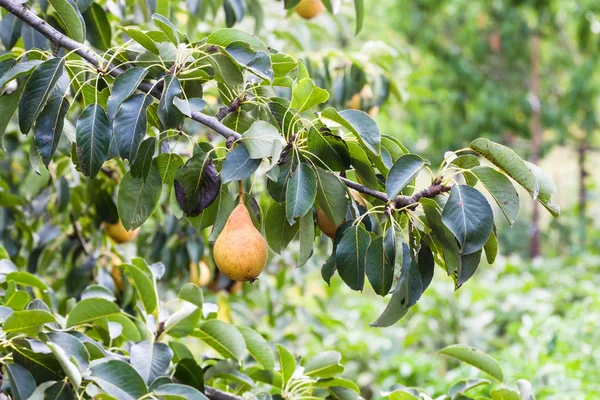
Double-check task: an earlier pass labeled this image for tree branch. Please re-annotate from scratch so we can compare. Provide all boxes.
[205,387,243,400]
[0,0,449,212]
[0,0,241,141]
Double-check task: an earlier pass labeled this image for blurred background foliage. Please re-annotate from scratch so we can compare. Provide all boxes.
[2,0,600,398]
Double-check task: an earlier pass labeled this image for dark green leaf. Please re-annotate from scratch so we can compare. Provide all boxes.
[193,320,247,361]
[0,14,23,50]
[117,165,162,230]
[173,359,204,391]
[114,94,153,162]
[5,364,36,400]
[121,27,160,55]
[442,185,493,255]
[286,163,317,224]
[315,168,347,227]
[365,233,394,296]
[66,298,120,327]
[154,152,183,185]
[321,108,380,155]
[158,75,184,129]
[154,383,208,400]
[107,67,148,119]
[0,85,23,150]
[386,154,429,199]
[130,137,156,180]
[19,57,65,134]
[225,41,273,81]
[307,129,351,172]
[152,13,179,45]
[265,202,299,253]
[83,3,111,50]
[238,326,275,370]
[221,143,261,183]
[335,224,371,291]
[76,103,111,178]
[34,96,69,167]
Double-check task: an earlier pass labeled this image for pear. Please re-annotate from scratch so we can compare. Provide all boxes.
[213,202,268,281]
[190,260,212,287]
[317,190,367,238]
[295,0,325,20]
[104,219,139,244]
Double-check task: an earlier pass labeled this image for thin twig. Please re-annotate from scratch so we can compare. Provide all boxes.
[70,212,91,255]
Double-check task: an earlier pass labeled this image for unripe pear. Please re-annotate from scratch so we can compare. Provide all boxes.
[295,0,325,20]
[104,220,139,244]
[213,203,268,282]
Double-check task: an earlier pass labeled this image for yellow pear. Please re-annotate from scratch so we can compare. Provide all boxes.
[295,0,325,19]
[110,256,124,292]
[104,220,139,244]
[347,93,361,110]
[190,260,212,287]
[213,203,268,282]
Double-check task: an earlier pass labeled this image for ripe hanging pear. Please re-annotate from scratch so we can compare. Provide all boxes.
[213,200,268,282]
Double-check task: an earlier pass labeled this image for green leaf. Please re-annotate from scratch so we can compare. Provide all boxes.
[41,381,75,400]
[242,121,283,159]
[34,96,69,167]
[276,344,296,387]
[206,28,268,52]
[130,137,156,180]
[46,341,82,389]
[442,185,493,255]
[321,108,380,156]
[386,154,429,199]
[0,14,22,50]
[178,283,204,308]
[174,151,220,217]
[89,359,148,400]
[153,152,183,185]
[347,142,379,189]
[0,85,24,150]
[304,351,344,379]
[449,379,491,399]
[19,57,65,134]
[238,326,276,370]
[471,166,520,226]
[66,298,120,327]
[439,344,504,382]
[107,67,148,119]
[83,3,111,50]
[307,129,351,172]
[6,271,48,290]
[224,41,273,82]
[365,231,395,296]
[470,138,559,216]
[354,0,364,33]
[49,0,86,42]
[298,209,314,267]
[315,168,347,227]
[130,341,173,384]
[152,14,180,45]
[158,75,184,129]
[221,143,261,183]
[0,61,41,90]
[173,358,204,391]
[120,27,160,55]
[286,163,317,224]
[335,224,371,291]
[114,94,153,162]
[123,262,159,315]
[154,383,209,400]
[490,388,522,400]
[163,305,203,338]
[173,97,206,117]
[117,165,162,230]
[265,202,299,253]
[44,332,90,370]
[75,103,111,178]
[484,230,498,265]
[291,78,329,112]
[5,364,36,400]
[193,320,247,361]
[3,310,56,333]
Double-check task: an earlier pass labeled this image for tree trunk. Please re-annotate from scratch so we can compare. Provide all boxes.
[578,143,587,248]
[529,34,542,258]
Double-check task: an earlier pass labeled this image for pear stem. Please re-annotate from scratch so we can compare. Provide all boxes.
[238,181,245,203]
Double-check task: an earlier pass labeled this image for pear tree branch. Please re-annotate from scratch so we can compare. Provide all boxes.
[0,0,450,210]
